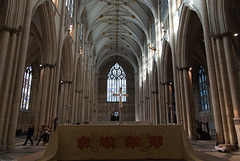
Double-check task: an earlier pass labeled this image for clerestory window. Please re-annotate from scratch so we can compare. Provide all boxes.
[107,63,127,102]
[20,65,32,110]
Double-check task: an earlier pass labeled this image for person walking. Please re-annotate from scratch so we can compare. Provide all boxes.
[23,124,34,146]
[36,125,46,145]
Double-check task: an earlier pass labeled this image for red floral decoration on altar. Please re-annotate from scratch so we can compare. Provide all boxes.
[77,136,91,150]
[125,136,141,148]
[150,135,163,148]
[100,136,116,149]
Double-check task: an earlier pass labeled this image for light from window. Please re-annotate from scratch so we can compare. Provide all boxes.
[20,65,32,110]
[199,66,209,111]
[107,63,127,102]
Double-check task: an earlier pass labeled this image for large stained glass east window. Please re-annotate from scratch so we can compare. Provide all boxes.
[20,65,32,110]
[199,66,209,111]
[107,63,127,102]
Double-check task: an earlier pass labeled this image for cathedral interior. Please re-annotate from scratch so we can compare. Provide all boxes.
[0,0,240,159]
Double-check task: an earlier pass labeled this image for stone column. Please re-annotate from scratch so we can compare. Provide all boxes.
[74,91,80,123]
[51,0,66,130]
[178,69,188,132]
[58,82,65,124]
[182,68,194,139]
[164,83,169,124]
[222,34,240,119]
[222,34,240,146]
[211,37,229,144]
[39,65,55,126]
[169,83,173,124]
[176,72,183,125]
[0,29,10,91]
[61,81,71,124]
[159,83,165,124]
[6,0,32,150]
[138,73,143,121]
[0,31,20,150]
[202,0,224,144]
[135,73,140,121]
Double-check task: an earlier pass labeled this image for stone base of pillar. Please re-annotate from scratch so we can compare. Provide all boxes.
[6,141,15,150]
[233,118,240,149]
[0,142,7,151]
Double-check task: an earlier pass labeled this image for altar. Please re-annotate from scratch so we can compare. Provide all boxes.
[40,125,201,161]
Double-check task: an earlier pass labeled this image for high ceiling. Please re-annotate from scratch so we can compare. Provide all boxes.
[78,0,156,73]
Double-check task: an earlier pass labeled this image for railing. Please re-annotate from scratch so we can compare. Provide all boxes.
[196,120,211,140]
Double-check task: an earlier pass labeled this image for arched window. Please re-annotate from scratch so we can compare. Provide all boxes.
[107,63,127,102]
[20,65,33,110]
[199,66,209,111]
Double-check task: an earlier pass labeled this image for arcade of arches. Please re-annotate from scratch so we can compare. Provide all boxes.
[0,0,240,152]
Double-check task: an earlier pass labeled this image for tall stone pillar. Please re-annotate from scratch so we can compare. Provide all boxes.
[164,83,169,124]
[74,91,81,123]
[59,81,72,124]
[178,69,188,132]
[0,28,22,150]
[6,0,33,150]
[202,0,224,144]
[135,73,140,121]
[182,68,194,139]
[0,30,10,91]
[222,34,240,146]
[211,37,229,144]
[176,72,183,125]
[33,64,56,136]
[159,83,166,124]
[1,32,18,150]
[222,34,240,118]
[215,36,237,146]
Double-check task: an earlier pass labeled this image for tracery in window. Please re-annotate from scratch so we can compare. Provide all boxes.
[107,63,127,102]
[20,65,33,110]
[199,66,209,111]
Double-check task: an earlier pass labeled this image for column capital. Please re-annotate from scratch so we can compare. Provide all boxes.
[40,63,56,68]
[0,26,23,34]
[210,32,233,39]
[161,82,170,85]
[176,66,189,71]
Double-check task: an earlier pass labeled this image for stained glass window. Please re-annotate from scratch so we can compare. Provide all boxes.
[199,66,209,111]
[20,65,32,110]
[107,63,127,102]
[66,0,74,18]
[161,0,169,21]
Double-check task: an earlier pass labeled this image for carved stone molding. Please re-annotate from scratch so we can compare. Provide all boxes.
[0,26,23,34]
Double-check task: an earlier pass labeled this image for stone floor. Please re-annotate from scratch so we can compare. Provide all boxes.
[0,136,240,161]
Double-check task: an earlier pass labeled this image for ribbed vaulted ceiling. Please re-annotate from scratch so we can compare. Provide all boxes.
[79,0,155,72]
